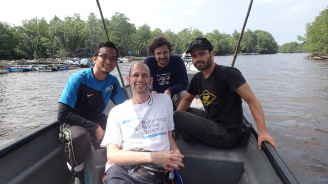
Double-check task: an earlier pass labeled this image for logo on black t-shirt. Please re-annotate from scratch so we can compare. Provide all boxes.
[157,73,170,85]
[200,90,217,106]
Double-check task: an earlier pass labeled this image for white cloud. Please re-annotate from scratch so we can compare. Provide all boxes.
[275,0,326,21]
[182,9,197,17]
[190,0,207,7]
[257,0,296,4]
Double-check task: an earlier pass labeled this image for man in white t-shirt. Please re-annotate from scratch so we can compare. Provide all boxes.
[101,62,184,184]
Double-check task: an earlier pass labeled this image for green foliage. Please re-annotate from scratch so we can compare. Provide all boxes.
[205,30,234,55]
[254,30,278,54]
[16,18,42,59]
[175,28,192,54]
[83,13,107,57]
[236,29,278,54]
[109,12,136,56]
[278,42,304,53]
[0,22,19,59]
[0,12,282,59]
[299,9,328,55]
[163,29,179,54]
[133,24,151,56]
[151,28,163,39]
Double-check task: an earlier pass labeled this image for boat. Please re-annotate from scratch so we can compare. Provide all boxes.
[181,53,198,72]
[6,65,47,72]
[57,65,69,71]
[80,58,92,68]
[117,57,129,63]
[0,69,7,74]
[8,65,22,72]
[0,78,299,184]
[68,61,82,69]
[28,65,48,71]
[63,60,74,65]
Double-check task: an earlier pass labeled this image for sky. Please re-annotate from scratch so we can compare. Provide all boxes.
[1,0,326,45]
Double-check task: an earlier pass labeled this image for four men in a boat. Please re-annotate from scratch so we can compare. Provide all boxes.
[57,37,276,183]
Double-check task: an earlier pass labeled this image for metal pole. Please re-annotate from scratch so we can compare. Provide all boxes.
[231,0,253,67]
[95,0,126,88]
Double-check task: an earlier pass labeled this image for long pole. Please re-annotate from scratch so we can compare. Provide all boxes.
[231,0,253,67]
[96,0,126,88]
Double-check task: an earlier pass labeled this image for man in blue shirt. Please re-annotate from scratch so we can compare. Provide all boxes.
[144,37,189,109]
[58,42,126,184]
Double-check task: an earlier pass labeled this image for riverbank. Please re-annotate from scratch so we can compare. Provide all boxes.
[0,56,147,67]
[310,54,328,60]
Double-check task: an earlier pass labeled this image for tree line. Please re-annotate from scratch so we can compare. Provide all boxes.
[278,42,304,53]
[298,8,328,55]
[279,8,328,55]
[0,12,279,60]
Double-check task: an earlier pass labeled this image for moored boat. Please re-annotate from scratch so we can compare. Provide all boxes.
[0,69,7,74]
[80,58,92,68]
[181,53,198,72]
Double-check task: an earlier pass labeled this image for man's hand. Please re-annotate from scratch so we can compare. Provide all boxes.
[258,132,277,151]
[94,125,105,143]
[164,90,171,98]
[151,91,158,95]
[151,151,184,173]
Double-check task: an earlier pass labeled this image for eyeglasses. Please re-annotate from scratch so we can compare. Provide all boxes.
[130,74,150,80]
[97,54,117,62]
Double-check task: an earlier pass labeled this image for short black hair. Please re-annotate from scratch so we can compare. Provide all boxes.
[94,42,120,57]
[148,37,172,55]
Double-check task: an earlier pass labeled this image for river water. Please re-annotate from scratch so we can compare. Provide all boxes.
[0,53,327,184]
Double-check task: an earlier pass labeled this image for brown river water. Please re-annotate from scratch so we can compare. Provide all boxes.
[0,53,327,184]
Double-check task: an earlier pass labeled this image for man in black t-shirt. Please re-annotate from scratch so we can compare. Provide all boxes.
[174,38,277,150]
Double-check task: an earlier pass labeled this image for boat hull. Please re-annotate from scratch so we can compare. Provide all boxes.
[0,86,298,184]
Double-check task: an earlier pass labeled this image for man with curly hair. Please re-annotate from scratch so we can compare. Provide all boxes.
[144,37,189,109]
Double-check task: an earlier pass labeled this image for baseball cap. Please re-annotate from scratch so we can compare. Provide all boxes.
[186,38,213,54]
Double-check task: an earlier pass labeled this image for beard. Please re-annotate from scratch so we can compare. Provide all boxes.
[157,57,169,66]
[193,55,212,71]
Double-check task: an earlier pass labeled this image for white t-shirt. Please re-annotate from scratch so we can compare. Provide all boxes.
[101,94,174,168]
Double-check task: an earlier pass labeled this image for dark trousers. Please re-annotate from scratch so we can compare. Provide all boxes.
[59,115,107,171]
[103,165,154,184]
[173,108,243,149]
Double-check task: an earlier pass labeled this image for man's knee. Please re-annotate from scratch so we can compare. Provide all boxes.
[103,165,130,184]
[173,110,187,124]
[69,126,91,143]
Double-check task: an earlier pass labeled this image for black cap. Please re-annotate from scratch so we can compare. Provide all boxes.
[186,38,213,54]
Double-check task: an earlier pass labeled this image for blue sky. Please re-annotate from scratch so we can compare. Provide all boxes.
[1,0,326,45]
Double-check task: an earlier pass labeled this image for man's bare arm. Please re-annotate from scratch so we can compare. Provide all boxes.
[176,92,195,111]
[107,144,184,170]
[235,82,277,150]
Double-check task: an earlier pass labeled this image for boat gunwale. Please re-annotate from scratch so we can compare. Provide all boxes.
[243,110,299,184]
[0,120,60,159]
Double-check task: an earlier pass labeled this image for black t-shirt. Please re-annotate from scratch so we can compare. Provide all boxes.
[187,64,246,132]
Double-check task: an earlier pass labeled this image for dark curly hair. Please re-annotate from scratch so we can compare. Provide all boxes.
[94,41,120,57]
[148,37,172,55]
